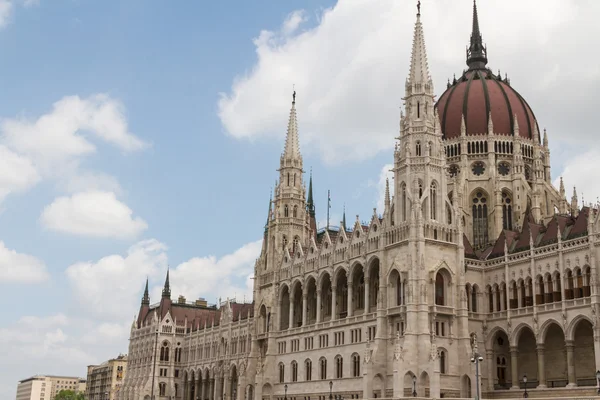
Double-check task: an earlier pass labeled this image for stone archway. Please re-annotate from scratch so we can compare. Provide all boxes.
[516,327,538,387]
[403,372,416,397]
[573,319,595,386]
[372,374,383,398]
[543,323,567,387]
[460,375,472,398]
[419,371,430,397]
[246,384,254,400]
[261,383,272,400]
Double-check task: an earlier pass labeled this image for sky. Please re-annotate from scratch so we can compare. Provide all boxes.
[1,0,599,397]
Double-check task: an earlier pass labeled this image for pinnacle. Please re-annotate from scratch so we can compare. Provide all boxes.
[282,91,301,161]
[408,12,431,85]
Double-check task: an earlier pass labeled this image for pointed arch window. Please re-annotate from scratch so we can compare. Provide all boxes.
[292,236,299,254]
[320,358,327,380]
[160,342,170,362]
[430,182,437,220]
[282,235,288,251]
[502,192,513,230]
[439,350,446,374]
[435,272,445,306]
[416,141,422,156]
[401,183,407,222]
[279,363,285,383]
[305,359,312,381]
[291,361,298,382]
[417,102,421,119]
[335,356,343,378]
[284,205,289,218]
[293,205,298,218]
[287,173,290,186]
[472,191,489,247]
[352,354,360,377]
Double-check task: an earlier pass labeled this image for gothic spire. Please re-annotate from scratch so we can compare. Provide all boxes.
[162,269,171,299]
[466,0,488,70]
[264,193,272,235]
[282,90,301,161]
[408,5,431,85]
[342,205,347,232]
[142,278,150,305]
[307,169,315,217]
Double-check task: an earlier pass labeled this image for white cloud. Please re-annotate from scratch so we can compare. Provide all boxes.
[0,1,12,29]
[0,241,49,283]
[169,240,262,304]
[554,149,600,207]
[0,145,40,202]
[1,94,146,172]
[218,0,600,167]
[59,170,123,196]
[40,191,148,239]
[65,239,168,320]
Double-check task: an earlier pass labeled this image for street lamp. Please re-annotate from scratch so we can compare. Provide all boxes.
[470,353,483,400]
[596,370,600,395]
[329,381,333,400]
[284,384,288,400]
[412,375,417,397]
[523,374,528,398]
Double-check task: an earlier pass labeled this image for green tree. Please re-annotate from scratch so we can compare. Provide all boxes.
[53,390,85,400]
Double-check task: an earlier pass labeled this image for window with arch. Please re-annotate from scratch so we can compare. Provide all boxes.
[294,173,296,186]
[320,358,327,380]
[287,173,290,186]
[293,205,298,218]
[502,192,513,230]
[472,191,489,247]
[430,182,437,220]
[435,272,445,306]
[335,356,343,378]
[279,363,285,383]
[291,361,298,382]
[496,356,507,385]
[305,359,312,381]
[284,205,289,218]
[160,342,170,362]
[282,235,288,250]
[352,354,360,377]
[159,383,166,396]
[416,141,422,156]
[471,286,478,312]
[401,183,407,222]
[439,350,446,374]
[292,236,299,254]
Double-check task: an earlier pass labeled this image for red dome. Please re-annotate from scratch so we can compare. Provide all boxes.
[436,69,539,141]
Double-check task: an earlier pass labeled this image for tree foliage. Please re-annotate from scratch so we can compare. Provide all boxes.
[54,390,85,400]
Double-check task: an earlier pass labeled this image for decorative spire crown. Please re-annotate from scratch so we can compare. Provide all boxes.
[162,270,171,298]
[282,91,301,161]
[142,278,150,305]
[408,4,431,85]
[307,169,315,217]
[466,0,488,70]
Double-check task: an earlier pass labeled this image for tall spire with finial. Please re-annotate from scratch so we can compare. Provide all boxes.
[264,192,272,236]
[466,0,488,70]
[342,204,347,232]
[408,1,431,85]
[282,90,301,161]
[307,168,315,218]
[162,269,171,298]
[142,278,150,305]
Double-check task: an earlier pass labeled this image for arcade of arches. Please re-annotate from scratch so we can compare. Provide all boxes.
[488,319,595,389]
[182,365,241,400]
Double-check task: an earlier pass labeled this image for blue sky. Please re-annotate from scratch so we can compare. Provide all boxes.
[1,0,600,398]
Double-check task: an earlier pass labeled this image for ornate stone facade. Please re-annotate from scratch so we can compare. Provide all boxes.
[120,2,600,399]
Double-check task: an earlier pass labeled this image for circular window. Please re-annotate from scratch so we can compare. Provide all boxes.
[502,192,511,205]
[472,191,487,205]
[498,162,510,176]
[472,162,486,176]
[449,164,460,178]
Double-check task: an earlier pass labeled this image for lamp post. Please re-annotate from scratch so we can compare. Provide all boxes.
[523,374,528,398]
[284,384,288,400]
[596,370,600,395]
[470,353,483,400]
[329,381,333,400]
[412,375,417,397]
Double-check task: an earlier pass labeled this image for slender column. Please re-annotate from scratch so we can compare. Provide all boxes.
[332,287,337,319]
[302,292,308,325]
[211,378,216,400]
[196,379,201,400]
[486,350,494,391]
[510,346,519,389]
[347,281,354,317]
[289,298,294,329]
[566,340,576,387]
[365,278,370,312]
[316,289,322,323]
[536,345,546,388]
[184,379,188,400]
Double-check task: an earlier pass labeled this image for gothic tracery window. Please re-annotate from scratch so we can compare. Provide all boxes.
[401,183,407,222]
[416,141,422,156]
[502,192,513,230]
[284,205,289,217]
[472,161,486,176]
[472,191,489,247]
[430,182,437,220]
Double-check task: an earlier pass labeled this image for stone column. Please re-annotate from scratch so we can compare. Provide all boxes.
[211,378,216,400]
[566,340,576,387]
[332,286,337,319]
[486,350,494,391]
[183,379,188,400]
[195,379,201,400]
[510,346,519,389]
[364,278,370,312]
[316,289,322,323]
[536,345,546,388]
[302,292,308,326]
[347,281,354,317]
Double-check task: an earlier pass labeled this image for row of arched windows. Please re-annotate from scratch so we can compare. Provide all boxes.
[283,205,299,218]
[278,355,360,383]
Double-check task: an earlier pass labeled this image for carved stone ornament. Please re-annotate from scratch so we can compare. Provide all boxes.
[429,342,439,361]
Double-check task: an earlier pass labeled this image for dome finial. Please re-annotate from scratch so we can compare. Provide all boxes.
[417,0,421,16]
[466,0,488,70]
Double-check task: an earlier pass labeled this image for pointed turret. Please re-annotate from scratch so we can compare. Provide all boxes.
[307,169,315,218]
[162,270,171,299]
[571,186,579,216]
[408,7,431,86]
[264,194,272,236]
[543,128,548,148]
[466,0,488,70]
[342,205,347,232]
[560,177,565,197]
[142,278,150,305]
[282,91,301,162]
